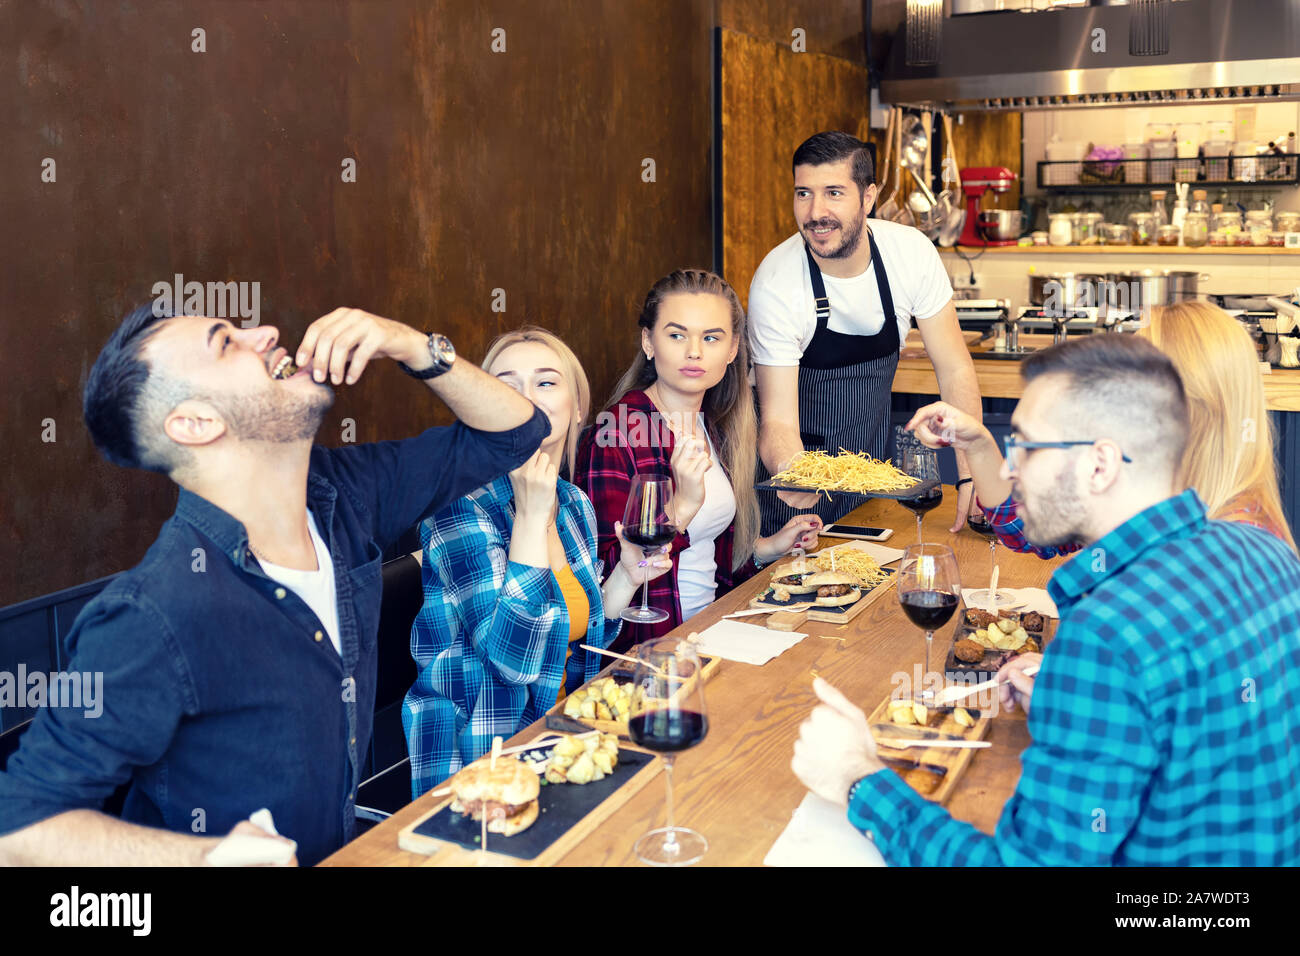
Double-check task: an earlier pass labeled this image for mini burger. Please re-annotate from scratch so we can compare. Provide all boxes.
[804,570,862,607]
[769,567,817,601]
[448,756,540,836]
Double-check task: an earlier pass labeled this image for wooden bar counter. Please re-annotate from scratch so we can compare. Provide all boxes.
[322,493,1069,867]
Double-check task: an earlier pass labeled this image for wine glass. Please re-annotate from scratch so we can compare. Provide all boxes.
[894,429,943,546]
[620,473,676,624]
[629,638,709,866]
[897,543,961,702]
[966,513,1013,609]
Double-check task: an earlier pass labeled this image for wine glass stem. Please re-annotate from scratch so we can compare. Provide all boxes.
[662,755,679,852]
[916,515,923,546]
[989,539,996,589]
[925,630,933,685]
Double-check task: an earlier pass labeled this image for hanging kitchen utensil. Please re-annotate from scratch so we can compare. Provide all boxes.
[935,113,965,247]
[905,164,940,236]
[876,109,902,222]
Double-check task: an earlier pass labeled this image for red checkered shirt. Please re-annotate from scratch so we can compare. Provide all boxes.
[572,389,758,652]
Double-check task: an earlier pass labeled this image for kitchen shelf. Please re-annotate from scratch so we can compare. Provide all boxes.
[1037,155,1300,191]
[938,245,1300,255]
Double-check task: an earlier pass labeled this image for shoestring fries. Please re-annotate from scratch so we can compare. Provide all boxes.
[773,450,914,495]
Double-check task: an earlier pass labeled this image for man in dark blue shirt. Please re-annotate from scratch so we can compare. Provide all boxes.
[0,305,547,865]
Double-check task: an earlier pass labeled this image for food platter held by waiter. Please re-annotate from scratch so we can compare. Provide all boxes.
[748,130,984,535]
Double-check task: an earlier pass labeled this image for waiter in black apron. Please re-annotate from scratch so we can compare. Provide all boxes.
[749,130,983,537]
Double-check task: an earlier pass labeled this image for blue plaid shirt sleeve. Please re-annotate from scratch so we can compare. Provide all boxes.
[980,492,1083,561]
[418,496,558,687]
[848,618,1160,865]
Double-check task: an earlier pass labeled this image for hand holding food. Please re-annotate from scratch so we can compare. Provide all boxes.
[668,422,712,526]
[508,450,559,526]
[904,401,991,453]
[792,677,883,807]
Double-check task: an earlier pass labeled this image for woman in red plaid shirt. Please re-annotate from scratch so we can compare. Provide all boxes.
[574,269,822,651]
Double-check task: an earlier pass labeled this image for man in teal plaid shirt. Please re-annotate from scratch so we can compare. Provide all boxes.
[793,335,1300,865]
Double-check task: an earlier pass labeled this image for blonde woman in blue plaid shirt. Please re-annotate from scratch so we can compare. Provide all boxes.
[403,328,672,797]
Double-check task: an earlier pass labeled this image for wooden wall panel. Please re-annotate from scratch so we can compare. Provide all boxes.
[719,0,867,63]
[0,0,713,605]
[720,27,871,309]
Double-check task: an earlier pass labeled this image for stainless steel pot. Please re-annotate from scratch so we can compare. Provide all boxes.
[1100,270,1209,310]
[1028,272,1108,311]
[977,209,1023,241]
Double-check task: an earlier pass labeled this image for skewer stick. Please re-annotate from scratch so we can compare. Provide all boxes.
[489,735,502,770]
[579,643,667,676]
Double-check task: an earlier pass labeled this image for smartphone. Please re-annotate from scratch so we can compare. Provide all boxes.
[821,524,894,542]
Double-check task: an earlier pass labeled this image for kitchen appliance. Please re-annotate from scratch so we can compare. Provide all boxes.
[1016,305,1142,341]
[881,0,1300,112]
[1102,269,1209,310]
[958,166,1020,246]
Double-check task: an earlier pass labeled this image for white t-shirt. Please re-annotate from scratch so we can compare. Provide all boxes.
[257,511,342,656]
[747,219,953,367]
[677,419,737,621]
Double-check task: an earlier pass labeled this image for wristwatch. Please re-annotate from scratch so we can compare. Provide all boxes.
[398,333,456,380]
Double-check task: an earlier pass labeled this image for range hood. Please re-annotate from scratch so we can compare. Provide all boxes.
[880,0,1300,111]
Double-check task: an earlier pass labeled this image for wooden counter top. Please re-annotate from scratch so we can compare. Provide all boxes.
[322,494,1059,867]
[894,333,1300,412]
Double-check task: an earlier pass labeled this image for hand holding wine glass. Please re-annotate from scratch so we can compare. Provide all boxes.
[629,638,710,866]
[620,474,677,624]
[897,544,961,702]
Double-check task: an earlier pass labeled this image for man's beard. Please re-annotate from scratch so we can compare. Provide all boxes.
[1017,462,1087,549]
[213,383,334,443]
[804,208,866,259]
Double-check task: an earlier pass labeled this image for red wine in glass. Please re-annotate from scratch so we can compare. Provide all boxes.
[900,590,959,631]
[622,525,677,552]
[895,434,942,545]
[629,710,709,752]
[630,639,709,866]
[897,544,961,701]
[620,474,676,625]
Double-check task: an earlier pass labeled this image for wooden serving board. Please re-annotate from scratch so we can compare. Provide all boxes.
[943,609,1056,682]
[748,566,896,624]
[541,653,722,737]
[866,695,992,806]
[397,733,662,866]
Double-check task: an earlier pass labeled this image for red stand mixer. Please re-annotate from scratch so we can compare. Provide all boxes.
[958,166,1021,247]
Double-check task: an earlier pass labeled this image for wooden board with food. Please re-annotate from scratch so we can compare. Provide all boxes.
[756,449,939,501]
[943,607,1054,682]
[397,733,660,865]
[865,695,992,806]
[748,548,896,625]
[541,653,721,737]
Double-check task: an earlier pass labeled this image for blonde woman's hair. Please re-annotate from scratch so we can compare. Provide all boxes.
[605,269,759,571]
[1141,302,1296,552]
[482,326,591,475]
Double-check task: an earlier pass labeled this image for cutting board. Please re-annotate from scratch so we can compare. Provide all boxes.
[749,566,896,624]
[397,733,662,866]
[866,695,992,806]
[542,653,721,737]
[943,608,1055,682]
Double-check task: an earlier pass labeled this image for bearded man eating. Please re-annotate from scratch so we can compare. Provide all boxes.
[0,304,546,866]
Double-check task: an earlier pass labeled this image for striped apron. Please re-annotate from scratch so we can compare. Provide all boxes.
[758,229,901,535]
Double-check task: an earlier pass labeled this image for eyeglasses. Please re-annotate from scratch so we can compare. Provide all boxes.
[1003,434,1133,473]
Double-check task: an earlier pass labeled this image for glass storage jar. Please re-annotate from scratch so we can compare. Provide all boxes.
[1157,224,1181,246]
[1128,212,1155,245]
[1048,213,1074,246]
[1182,213,1209,247]
[1275,211,1300,234]
[1245,210,1273,246]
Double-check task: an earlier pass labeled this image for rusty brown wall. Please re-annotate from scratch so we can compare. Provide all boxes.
[0,0,716,604]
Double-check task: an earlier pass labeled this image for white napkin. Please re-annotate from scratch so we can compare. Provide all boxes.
[205,808,297,867]
[689,619,808,666]
[763,793,887,867]
[961,586,1058,618]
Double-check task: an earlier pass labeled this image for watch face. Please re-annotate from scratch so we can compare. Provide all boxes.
[433,335,455,364]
